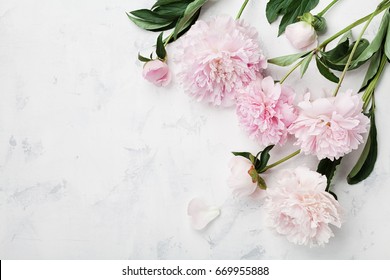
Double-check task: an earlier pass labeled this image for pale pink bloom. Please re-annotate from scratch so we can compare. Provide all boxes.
[285,21,318,50]
[236,76,297,146]
[227,157,258,197]
[142,60,171,87]
[187,198,220,230]
[265,167,342,247]
[177,15,267,106]
[289,90,369,160]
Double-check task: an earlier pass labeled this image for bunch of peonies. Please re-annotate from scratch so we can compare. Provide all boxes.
[236,76,297,146]
[176,15,267,106]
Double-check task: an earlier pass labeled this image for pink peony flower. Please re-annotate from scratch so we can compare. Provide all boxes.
[285,21,318,50]
[265,167,342,247]
[289,90,370,160]
[236,76,297,146]
[142,60,171,87]
[187,198,220,230]
[176,15,267,106]
[227,157,258,197]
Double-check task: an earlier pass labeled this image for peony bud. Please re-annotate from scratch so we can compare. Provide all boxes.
[142,59,171,87]
[227,157,258,197]
[285,21,318,50]
[313,15,327,33]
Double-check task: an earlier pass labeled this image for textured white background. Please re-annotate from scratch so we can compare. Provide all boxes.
[1,0,390,259]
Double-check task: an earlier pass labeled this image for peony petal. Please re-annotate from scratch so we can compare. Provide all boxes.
[187,198,220,230]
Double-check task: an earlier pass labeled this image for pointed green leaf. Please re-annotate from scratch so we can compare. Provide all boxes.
[138,53,152,62]
[360,50,382,91]
[129,9,174,24]
[315,56,339,83]
[320,39,370,71]
[164,9,201,44]
[153,2,190,19]
[268,51,310,66]
[257,145,275,172]
[127,13,174,31]
[266,0,293,23]
[232,152,255,163]
[350,10,389,68]
[173,0,207,39]
[317,157,342,192]
[152,0,192,9]
[300,52,313,77]
[277,0,319,35]
[347,113,378,184]
[156,32,167,60]
[384,12,390,60]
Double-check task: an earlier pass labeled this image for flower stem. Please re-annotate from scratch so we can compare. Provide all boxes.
[262,150,301,172]
[332,8,378,96]
[164,32,174,47]
[236,0,250,20]
[280,60,304,84]
[317,0,340,17]
[319,2,390,49]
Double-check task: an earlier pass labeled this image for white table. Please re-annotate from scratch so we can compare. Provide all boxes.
[1,0,389,259]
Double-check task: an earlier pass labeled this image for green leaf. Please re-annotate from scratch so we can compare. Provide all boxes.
[164,9,201,44]
[317,157,342,192]
[320,39,370,71]
[347,113,378,184]
[232,152,255,162]
[153,0,192,9]
[265,0,319,35]
[266,0,293,23]
[321,32,351,61]
[278,0,319,35]
[257,145,275,172]
[173,0,207,39]
[360,50,382,91]
[384,12,390,60]
[300,52,313,77]
[350,10,389,68]
[156,32,167,60]
[315,56,339,83]
[129,9,174,24]
[127,13,174,31]
[138,53,152,62]
[153,2,190,19]
[268,51,310,66]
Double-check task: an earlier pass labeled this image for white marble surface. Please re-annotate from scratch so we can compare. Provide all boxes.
[1,0,390,259]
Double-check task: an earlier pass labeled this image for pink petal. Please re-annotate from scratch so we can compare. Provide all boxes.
[187,198,220,230]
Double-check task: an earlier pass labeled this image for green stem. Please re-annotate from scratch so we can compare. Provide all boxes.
[236,0,250,20]
[317,0,340,17]
[262,150,301,172]
[318,2,390,49]
[332,10,377,96]
[363,51,387,110]
[164,32,174,47]
[280,60,304,84]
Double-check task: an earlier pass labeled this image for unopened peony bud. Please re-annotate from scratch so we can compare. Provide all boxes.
[142,60,171,87]
[285,21,318,50]
[227,157,258,197]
